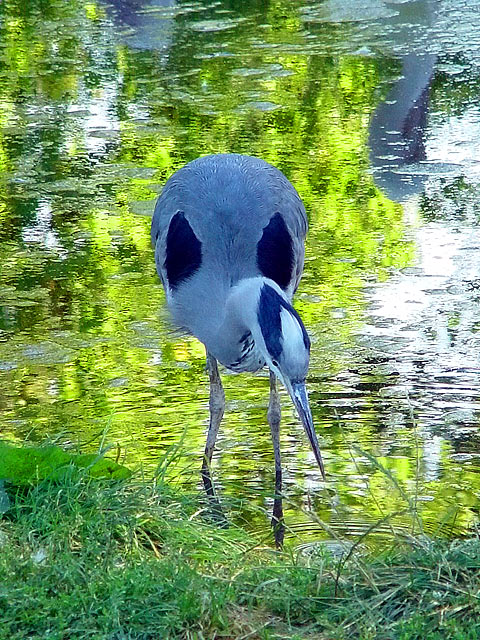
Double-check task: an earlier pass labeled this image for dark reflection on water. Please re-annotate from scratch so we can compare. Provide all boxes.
[1,0,480,546]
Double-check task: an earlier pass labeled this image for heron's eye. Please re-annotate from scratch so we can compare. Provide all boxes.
[272,360,278,367]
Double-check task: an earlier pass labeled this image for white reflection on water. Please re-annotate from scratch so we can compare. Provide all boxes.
[21,200,67,257]
[427,106,480,178]
[364,221,480,370]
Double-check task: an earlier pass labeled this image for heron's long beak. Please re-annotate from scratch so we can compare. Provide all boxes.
[289,381,326,480]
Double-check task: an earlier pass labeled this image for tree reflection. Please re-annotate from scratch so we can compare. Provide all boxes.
[0,0,479,543]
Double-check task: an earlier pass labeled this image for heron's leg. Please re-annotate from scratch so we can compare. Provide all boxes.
[268,370,284,547]
[201,352,225,496]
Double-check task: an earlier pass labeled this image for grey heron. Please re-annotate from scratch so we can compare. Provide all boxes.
[151,153,325,511]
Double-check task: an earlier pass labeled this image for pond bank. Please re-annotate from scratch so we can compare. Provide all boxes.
[1,471,479,639]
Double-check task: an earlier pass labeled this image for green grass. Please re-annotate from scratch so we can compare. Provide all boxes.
[1,470,480,639]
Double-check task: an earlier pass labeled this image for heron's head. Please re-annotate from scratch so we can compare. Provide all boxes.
[256,282,325,478]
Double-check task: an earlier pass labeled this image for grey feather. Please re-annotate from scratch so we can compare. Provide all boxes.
[152,154,307,366]
[151,153,326,483]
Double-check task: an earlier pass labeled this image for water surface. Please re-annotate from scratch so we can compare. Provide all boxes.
[1,0,480,546]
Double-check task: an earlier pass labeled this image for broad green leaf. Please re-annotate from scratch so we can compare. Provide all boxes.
[0,441,131,485]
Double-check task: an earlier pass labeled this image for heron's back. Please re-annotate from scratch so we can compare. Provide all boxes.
[151,154,307,289]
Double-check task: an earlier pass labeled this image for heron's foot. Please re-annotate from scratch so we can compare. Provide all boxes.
[207,496,229,529]
[271,496,285,548]
[201,461,215,497]
[200,469,229,528]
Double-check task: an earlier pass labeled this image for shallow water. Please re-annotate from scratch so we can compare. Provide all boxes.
[1,0,480,546]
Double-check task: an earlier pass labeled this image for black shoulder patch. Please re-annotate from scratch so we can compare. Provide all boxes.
[258,284,283,360]
[257,212,294,291]
[164,211,202,290]
[258,284,310,361]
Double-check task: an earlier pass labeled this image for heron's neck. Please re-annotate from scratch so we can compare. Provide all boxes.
[208,277,288,369]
